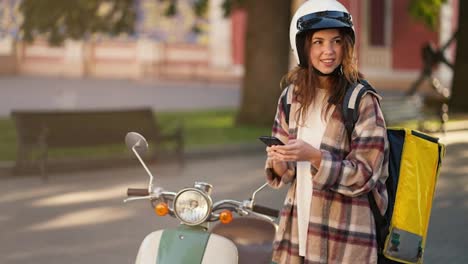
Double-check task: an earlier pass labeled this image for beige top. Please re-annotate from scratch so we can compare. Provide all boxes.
[296,89,328,257]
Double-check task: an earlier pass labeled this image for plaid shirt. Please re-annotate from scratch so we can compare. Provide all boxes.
[265,87,389,264]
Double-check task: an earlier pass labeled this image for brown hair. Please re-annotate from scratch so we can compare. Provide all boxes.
[281,28,360,124]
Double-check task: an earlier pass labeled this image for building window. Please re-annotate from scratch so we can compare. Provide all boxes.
[369,0,386,46]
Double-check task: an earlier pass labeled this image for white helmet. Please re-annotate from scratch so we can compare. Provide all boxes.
[290,0,354,68]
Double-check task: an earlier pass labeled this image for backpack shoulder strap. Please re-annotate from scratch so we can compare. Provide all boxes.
[342,80,378,138]
[342,80,388,253]
[284,80,378,130]
[281,85,293,125]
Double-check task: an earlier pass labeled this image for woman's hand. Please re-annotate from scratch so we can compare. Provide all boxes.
[266,146,288,176]
[269,139,322,168]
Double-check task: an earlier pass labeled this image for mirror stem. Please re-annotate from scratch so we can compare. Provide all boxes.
[132,145,155,193]
[251,182,269,203]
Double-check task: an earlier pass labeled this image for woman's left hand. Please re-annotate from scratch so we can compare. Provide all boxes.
[269,139,322,167]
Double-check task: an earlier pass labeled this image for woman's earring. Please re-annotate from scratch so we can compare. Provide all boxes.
[339,65,344,75]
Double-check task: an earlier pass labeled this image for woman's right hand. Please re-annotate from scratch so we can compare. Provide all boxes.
[267,146,288,176]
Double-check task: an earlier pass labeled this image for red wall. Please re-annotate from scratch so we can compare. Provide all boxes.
[231,8,247,65]
[392,0,438,70]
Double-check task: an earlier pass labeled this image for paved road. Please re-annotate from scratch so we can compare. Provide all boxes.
[1,131,468,263]
[0,76,240,117]
[0,153,288,264]
[424,131,468,263]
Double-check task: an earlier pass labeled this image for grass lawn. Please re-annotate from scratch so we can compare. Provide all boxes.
[0,109,271,162]
[1,108,463,162]
[0,118,16,162]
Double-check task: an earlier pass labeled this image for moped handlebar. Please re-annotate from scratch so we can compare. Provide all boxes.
[252,204,279,218]
[127,188,149,196]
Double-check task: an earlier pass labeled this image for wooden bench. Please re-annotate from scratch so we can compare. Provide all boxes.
[11,108,184,180]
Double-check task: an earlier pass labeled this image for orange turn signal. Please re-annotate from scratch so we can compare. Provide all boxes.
[219,210,233,224]
[155,202,169,216]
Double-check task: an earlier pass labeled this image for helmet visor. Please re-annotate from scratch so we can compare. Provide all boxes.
[297,11,353,32]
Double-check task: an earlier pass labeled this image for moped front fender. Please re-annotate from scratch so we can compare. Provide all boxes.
[135,225,238,264]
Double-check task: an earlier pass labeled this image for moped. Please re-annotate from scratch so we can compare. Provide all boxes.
[124,132,279,264]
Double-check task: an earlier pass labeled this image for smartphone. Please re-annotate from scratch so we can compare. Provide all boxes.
[258,136,285,147]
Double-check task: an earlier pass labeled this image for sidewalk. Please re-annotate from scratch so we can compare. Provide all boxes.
[424,130,468,263]
[0,152,286,264]
[0,76,240,118]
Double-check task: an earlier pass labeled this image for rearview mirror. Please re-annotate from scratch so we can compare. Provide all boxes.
[125,132,155,191]
[125,132,149,155]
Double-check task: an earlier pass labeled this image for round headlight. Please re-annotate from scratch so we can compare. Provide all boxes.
[173,189,211,225]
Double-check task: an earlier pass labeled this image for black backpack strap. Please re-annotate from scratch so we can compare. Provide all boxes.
[281,85,292,125]
[342,80,387,254]
[369,189,388,256]
[342,81,377,138]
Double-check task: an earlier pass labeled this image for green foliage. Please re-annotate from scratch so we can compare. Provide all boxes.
[19,0,136,45]
[221,0,245,17]
[408,0,447,30]
[193,0,209,17]
[17,0,247,45]
[159,0,245,18]
[157,0,245,38]
[161,0,178,16]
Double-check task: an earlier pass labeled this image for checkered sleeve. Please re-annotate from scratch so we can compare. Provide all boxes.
[265,87,296,189]
[313,94,388,197]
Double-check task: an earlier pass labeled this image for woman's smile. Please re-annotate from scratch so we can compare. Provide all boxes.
[320,58,336,67]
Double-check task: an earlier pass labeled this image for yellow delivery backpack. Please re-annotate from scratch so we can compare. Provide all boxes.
[341,82,446,264]
[378,128,445,263]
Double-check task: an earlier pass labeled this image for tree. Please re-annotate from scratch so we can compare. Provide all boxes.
[409,0,468,112]
[448,1,468,112]
[235,0,291,126]
[19,0,136,45]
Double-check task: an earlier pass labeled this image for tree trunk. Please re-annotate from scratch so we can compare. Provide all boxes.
[236,0,292,126]
[449,1,468,112]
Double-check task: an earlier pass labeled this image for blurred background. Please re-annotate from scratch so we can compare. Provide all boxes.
[0,0,467,263]
[0,0,459,100]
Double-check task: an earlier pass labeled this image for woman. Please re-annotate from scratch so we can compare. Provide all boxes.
[265,1,389,263]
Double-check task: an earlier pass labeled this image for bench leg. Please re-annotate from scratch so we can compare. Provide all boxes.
[38,143,49,183]
[14,144,29,175]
